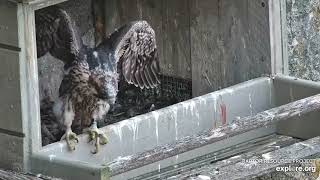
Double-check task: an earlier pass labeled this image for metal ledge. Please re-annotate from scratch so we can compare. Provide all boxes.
[172,136,320,180]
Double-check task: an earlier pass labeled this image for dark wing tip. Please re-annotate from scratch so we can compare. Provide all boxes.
[35,6,82,64]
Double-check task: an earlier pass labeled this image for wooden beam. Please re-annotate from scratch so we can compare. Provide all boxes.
[173,136,320,179]
[190,0,221,97]
[27,0,69,10]
[191,0,272,97]
[0,169,62,180]
[269,0,288,75]
[17,3,42,171]
[108,93,320,175]
[162,0,191,79]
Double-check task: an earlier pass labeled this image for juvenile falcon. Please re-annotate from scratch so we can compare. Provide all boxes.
[36,6,160,153]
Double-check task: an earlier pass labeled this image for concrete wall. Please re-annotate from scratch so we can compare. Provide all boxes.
[287,0,320,81]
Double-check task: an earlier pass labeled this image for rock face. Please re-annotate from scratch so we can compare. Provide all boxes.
[287,0,320,81]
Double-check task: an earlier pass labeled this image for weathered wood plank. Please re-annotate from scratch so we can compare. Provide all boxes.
[104,0,162,42]
[0,1,19,47]
[27,0,69,10]
[149,135,300,179]
[171,136,320,180]
[191,0,271,97]
[0,133,24,172]
[108,93,320,175]
[0,49,23,133]
[271,0,289,75]
[190,0,221,96]
[19,2,42,164]
[247,0,271,77]
[221,0,270,87]
[219,0,249,87]
[163,135,300,179]
[162,0,191,79]
[0,169,62,180]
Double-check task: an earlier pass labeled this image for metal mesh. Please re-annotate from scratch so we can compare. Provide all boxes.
[159,74,192,102]
[141,74,192,103]
[105,74,192,125]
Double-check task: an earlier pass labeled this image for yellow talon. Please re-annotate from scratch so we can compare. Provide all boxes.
[84,122,108,154]
[61,128,79,151]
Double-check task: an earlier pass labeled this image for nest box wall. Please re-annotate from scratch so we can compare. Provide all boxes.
[36,0,275,106]
[0,0,24,171]
[0,0,288,173]
[190,0,271,96]
[98,0,192,81]
[0,0,72,172]
[98,0,272,97]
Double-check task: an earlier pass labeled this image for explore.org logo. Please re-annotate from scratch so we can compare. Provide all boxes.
[275,159,320,178]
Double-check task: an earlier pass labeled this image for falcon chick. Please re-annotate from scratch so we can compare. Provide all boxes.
[36,6,160,153]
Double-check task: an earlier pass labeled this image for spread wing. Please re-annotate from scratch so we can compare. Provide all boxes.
[35,6,83,64]
[100,21,160,89]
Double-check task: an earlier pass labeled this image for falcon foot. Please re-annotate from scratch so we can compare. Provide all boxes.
[61,128,79,151]
[84,121,108,154]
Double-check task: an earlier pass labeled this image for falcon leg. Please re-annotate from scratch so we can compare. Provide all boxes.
[60,127,79,151]
[58,100,78,151]
[84,100,110,154]
[84,121,108,154]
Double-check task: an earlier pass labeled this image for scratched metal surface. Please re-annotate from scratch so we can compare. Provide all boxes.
[287,0,320,81]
